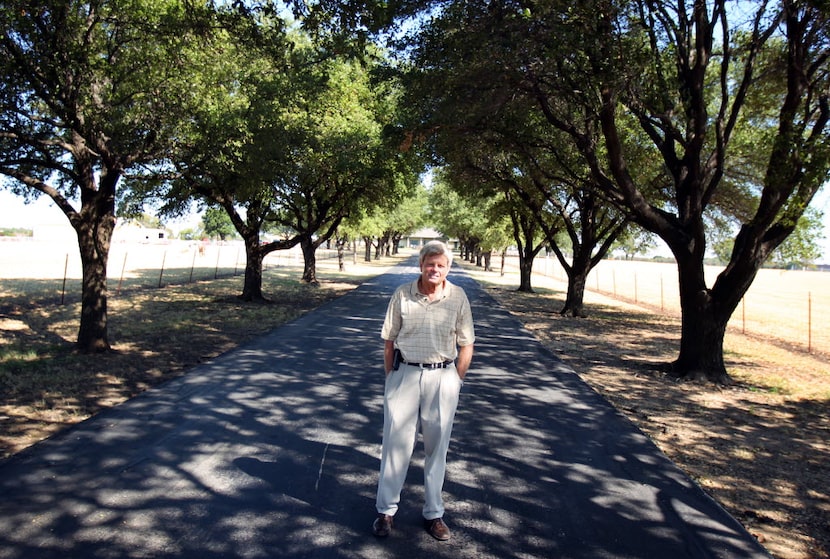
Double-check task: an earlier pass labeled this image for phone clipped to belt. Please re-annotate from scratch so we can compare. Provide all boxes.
[392,348,402,371]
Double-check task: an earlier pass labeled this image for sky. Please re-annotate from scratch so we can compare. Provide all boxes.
[0,190,200,236]
[2,187,830,265]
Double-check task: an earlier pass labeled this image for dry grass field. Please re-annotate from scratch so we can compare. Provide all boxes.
[1,240,829,558]
[4,238,826,355]
[462,260,830,559]
[511,255,830,357]
[0,237,304,290]
[0,241,389,461]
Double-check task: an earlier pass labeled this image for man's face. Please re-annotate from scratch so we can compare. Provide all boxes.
[420,253,450,287]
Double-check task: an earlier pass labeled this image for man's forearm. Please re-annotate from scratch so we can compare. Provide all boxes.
[383,339,396,375]
[456,344,474,379]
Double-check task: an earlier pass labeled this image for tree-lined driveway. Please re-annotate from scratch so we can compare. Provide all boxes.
[0,259,771,558]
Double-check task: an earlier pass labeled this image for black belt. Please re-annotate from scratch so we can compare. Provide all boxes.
[404,360,453,369]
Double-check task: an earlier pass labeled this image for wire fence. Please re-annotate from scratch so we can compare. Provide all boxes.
[503,254,830,357]
[0,238,341,307]
[3,238,828,356]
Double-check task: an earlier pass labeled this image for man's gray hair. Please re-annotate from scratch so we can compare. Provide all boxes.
[419,240,453,267]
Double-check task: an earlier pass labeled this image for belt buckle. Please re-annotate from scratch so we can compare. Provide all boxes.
[409,361,448,369]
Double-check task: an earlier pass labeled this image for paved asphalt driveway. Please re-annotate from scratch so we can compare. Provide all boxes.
[0,259,771,559]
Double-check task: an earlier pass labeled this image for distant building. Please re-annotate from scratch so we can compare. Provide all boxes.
[401,228,443,248]
[400,228,459,251]
[113,219,168,243]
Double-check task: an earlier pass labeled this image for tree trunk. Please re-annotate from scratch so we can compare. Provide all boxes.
[362,236,372,262]
[517,252,534,292]
[301,237,318,283]
[75,217,114,353]
[561,270,588,317]
[673,304,729,383]
[560,250,591,317]
[467,241,478,263]
[511,211,542,293]
[240,232,266,302]
[483,250,492,271]
[374,235,386,260]
[670,253,737,384]
[465,241,475,261]
[336,238,346,271]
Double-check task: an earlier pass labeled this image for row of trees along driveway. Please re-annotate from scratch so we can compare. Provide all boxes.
[0,2,421,352]
[391,0,829,383]
[2,1,828,385]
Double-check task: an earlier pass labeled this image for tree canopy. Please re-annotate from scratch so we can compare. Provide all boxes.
[2,0,828,385]
[387,0,830,382]
[0,0,222,351]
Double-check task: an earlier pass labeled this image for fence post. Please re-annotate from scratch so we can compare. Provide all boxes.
[61,253,69,305]
[808,292,812,352]
[158,250,167,288]
[189,249,196,283]
[117,252,128,294]
[215,246,221,279]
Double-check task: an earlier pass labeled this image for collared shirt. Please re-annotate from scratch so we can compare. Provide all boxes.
[381,278,475,364]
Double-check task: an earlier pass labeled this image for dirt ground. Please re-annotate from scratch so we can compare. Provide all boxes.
[1,255,828,558]
[0,268,366,459]
[460,263,830,559]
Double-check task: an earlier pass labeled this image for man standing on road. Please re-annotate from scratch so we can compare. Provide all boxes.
[373,240,475,542]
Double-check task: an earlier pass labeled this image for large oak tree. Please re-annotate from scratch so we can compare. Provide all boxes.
[570,0,828,382]
[393,0,830,382]
[150,28,418,298]
[0,0,216,352]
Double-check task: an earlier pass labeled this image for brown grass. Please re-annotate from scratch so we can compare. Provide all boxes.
[1,251,828,559]
[459,261,830,559]
[0,257,396,458]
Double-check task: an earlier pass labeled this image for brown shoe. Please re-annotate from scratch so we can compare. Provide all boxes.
[372,514,393,537]
[424,517,451,541]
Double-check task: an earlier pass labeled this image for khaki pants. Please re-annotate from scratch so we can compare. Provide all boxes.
[375,363,463,520]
